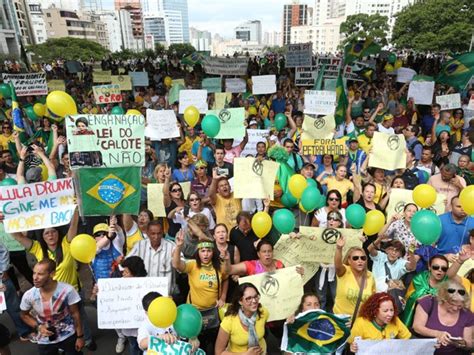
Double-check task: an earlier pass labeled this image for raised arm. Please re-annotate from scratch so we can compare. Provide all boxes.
[334,234,346,277]
[171,230,186,272]
[33,144,56,179]
[66,207,79,243]
[16,146,27,185]
[163,166,172,208]
[286,112,297,139]
[208,168,219,205]
[239,128,249,151]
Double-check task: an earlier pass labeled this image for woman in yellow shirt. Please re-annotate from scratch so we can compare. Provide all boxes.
[215,283,269,355]
[318,164,354,207]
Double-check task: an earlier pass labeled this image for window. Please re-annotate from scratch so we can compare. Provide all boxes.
[46,13,51,17]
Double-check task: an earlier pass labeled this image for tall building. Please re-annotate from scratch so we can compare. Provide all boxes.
[28,2,48,44]
[43,8,96,41]
[235,20,261,44]
[118,8,143,51]
[160,0,189,42]
[0,0,20,56]
[190,27,211,51]
[114,0,143,38]
[282,1,311,45]
[99,11,123,52]
[144,14,167,45]
[263,31,282,47]
[8,0,35,46]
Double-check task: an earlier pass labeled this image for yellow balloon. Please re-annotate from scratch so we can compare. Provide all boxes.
[33,103,46,117]
[413,184,436,208]
[70,234,96,263]
[394,59,403,69]
[384,63,394,72]
[148,297,177,328]
[164,76,173,87]
[126,109,141,115]
[362,210,385,235]
[46,91,77,118]
[184,106,200,128]
[251,211,272,238]
[248,106,257,116]
[299,202,310,214]
[219,303,229,320]
[39,164,48,181]
[288,174,308,199]
[460,186,474,215]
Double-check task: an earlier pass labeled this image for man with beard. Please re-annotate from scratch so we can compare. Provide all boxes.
[428,164,466,211]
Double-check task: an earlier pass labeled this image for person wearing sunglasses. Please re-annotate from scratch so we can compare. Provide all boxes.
[311,190,346,228]
[413,280,473,354]
[0,123,12,150]
[163,167,186,239]
[401,255,449,327]
[191,160,211,200]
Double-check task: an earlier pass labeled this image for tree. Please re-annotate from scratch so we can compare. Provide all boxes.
[263,46,287,55]
[167,43,196,58]
[339,13,389,48]
[155,43,166,56]
[27,37,109,62]
[392,0,473,52]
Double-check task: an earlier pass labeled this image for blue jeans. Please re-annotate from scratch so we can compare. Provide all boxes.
[4,278,32,337]
[126,336,141,355]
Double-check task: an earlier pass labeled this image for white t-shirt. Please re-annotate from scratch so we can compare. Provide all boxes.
[137,319,176,354]
[377,123,395,134]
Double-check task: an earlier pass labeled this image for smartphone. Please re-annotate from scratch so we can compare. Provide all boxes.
[217,168,229,176]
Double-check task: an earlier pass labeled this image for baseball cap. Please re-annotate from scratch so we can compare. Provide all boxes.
[302,162,316,169]
[249,120,258,126]
[93,223,109,235]
[195,160,208,168]
[383,114,394,121]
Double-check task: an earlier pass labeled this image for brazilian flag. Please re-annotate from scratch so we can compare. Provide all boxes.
[344,38,381,65]
[10,83,24,132]
[77,167,141,216]
[334,70,348,126]
[436,52,474,90]
[355,67,376,82]
[181,52,206,66]
[283,310,350,354]
[313,64,326,90]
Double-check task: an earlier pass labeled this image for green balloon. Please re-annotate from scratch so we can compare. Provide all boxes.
[0,178,17,186]
[173,304,202,339]
[274,113,287,131]
[388,53,397,64]
[346,204,366,228]
[111,106,124,114]
[24,106,38,121]
[411,210,442,245]
[0,83,11,99]
[281,192,298,208]
[272,208,295,234]
[301,186,321,212]
[317,194,326,209]
[306,178,317,187]
[201,114,221,138]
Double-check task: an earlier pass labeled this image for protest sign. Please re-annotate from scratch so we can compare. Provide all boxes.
[209,108,246,139]
[324,77,347,92]
[239,266,303,322]
[129,72,149,87]
[172,79,185,87]
[92,71,112,83]
[202,77,222,93]
[145,109,179,140]
[233,157,278,199]
[357,339,436,355]
[47,80,65,92]
[202,57,248,75]
[97,277,168,329]
[385,188,446,222]
[407,81,435,105]
[92,84,123,104]
[397,68,417,83]
[147,183,166,217]
[0,292,5,312]
[295,67,317,86]
[0,178,76,233]
[65,114,145,168]
[316,56,342,78]
[147,337,205,355]
[301,138,348,156]
[301,114,335,141]
[435,93,461,110]
[111,75,132,91]
[252,75,276,95]
[225,78,246,93]
[369,132,407,170]
[235,129,269,157]
[343,61,371,82]
[468,94,474,110]
[178,89,208,114]
[286,43,313,68]
[213,92,232,109]
[304,90,337,115]
[2,73,47,96]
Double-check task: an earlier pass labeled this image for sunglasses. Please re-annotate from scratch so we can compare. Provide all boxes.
[328,197,340,201]
[94,232,107,237]
[196,166,206,170]
[431,265,448,272]
[189,198,200,202]
[447,288,466,296]
[171,189,182,193]
[2,126,10,129]
[351,255,367,261]
[327,217,340,222]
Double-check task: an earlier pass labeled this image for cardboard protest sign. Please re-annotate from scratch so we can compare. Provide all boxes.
[396,68,417,83]
[111,75,132,91]
[92,71,112,83]
[92,84,123,104]
[47,80,65,92]
[233,157,278,199]
[202,77,221,93]
[147,183,166,217]
[357,339,437,355]
[178,89,208,114]
[252,75,276,95]
[407,81,435,105]
[65,114,145,168]
[316,56,342,78]
[435,93,461,110]
[301,114,335,141]
[468,94,474,110]
[97,277,168,329]
[324,77,347,92]
[129,72,149,87]
[2,73,47,96]
[209,108,246,139]
[239,266,303,322]
[286,43,313,68]
[301,138,348,156]
[369,132,407,170]
[295,67,317,86]
[235,129,270,157]
[343,61,371,82]
[172,78,185,87]
[225,78,246,93]
[304,90,337,115]
[148,337,205,355]
[213,92,232,109]
[202,57,248,75]
[145,109,179,140]
[0,178,76,233]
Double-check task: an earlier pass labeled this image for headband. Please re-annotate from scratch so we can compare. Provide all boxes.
[197,242,214,249]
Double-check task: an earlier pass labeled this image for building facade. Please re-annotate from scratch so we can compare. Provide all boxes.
[161,0,189,42]
[114,0,143,38]
[144,14,167,45]
[235,20,261,44]
[190,27,211,51]
[282,1,311,45]
[28,2,47,44]
[43,7,96,41]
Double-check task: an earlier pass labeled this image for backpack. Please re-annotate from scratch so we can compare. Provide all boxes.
[402,169,420,190]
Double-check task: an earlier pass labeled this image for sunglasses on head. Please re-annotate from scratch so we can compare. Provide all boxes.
[431,265,448,272]
[447,288,466,296]
[351,255,367,261]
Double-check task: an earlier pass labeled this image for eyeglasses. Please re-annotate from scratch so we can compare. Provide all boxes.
[243,295,260,303]
[431,265,448,272]
[327,217,340,222]
[351,255,367,261]
[328,197,340,201]
[196,166,206,170]
[171,189,182,193]
[447,288,466,296]
[94,232,107,237]
[454,112,463,115]
[2,126,10,129]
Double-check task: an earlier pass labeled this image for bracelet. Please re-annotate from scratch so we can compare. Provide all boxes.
[76,334,84,338]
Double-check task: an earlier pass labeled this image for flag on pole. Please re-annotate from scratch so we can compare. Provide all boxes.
[10,83,24,132]
[334,70,348,126]
[313,64,326,90]
[436,52,474,90]
[344,38,381,65]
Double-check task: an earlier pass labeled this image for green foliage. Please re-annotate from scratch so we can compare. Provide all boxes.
[392,0,473,52]
[27,37,109,62]
[263,46,288,55]
[155,43,166,56]
[339,14,389,47]
[167,43,196,58]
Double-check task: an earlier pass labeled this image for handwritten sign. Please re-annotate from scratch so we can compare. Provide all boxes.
[301,114,335,141]
[316,56,342,79]
[111,75,132,91]
[396,68,417,83]
[233,157,278,199]
[129,72,149,87]
[147,184,166,217]
[357,339,436,355]
[407,81,435,105]
[2,73,47,96]
[213,92,232,109]
[97,277,168,329]
[225,78,246,93]
[252,75,276,95]
[295,67,317,86]
[92,71,112,83]
[145,109,179,140]
[369,132,407,170]
[304,90,337,115]
[209,108,246,139]
[65,114,145,168]
[0,178,76,233]
[92,84,123,104]
[202,57,248,75]
[436,93,461,110]
[47,80,65,92]
[235,129,269,157]
[239,266,303,322]
[178,89,208,114]
[286,43,313,68]
[147,337,205,355]
[302,138,348,156]
[202,77,221,93]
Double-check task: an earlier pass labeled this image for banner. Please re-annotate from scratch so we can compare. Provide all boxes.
[92,71,112,83]
[301,114,335,141]
[147,337,205,355]
[356,339,436,355]
[2,73,47,96]
[301,138,348,156]
[407,81,435,105]
[178,89,208,114]
[145,109,179,140]
[295,67,317,86]
[147,183,166,217]
[235,129,269,157]
[225,78,246,93]
[111,75,132,91]
[65,114,145,168]
[47,80,65,92]
[0,178,76,233]
[238,266,304,322]
[233,157,278,199]
[202,77,222,93]
[397,68,417,83]
[369,132,407,170]
[129,72,149,87]
[304,90,337,115]
[202,57,248,75]
[252,75,276,95]
[286,43,313,68]
[209,108,246,139]
[92,84,123,104]
[172,78,185,87]
[435,93,461,110]
[97,277,168,329]
[324,77,347,92]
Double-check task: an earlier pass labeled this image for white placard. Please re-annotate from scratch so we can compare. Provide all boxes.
[129,72,149,87]
[304,90,337,115]
[357,339,436,355]
[252,75,276,95]
[97,277,168,329]
[2,73,48,96]
[225,78,247,93]
[235,129,270,157]
[396,67,417,83]
[178,89,208,114]
[145,109,180,140]
[468,94,474,110]
[286,43,313,68]
[407,81,435,105]
[0,292,6,312]
[202,57,248,75]
[435,93,461,110]
[295,67,317,86]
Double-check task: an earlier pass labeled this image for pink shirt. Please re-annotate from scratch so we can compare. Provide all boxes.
[428,174,466,211]
[224,145,242,164]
